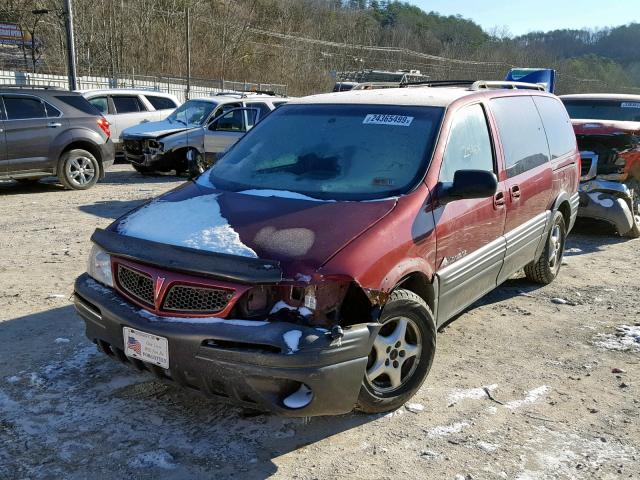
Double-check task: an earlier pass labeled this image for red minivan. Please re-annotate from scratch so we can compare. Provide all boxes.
[74,82,580,416]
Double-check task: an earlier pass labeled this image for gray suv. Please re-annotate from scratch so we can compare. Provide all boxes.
[0,86,115,190]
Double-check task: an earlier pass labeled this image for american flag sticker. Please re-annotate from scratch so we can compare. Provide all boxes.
[127,336,142,355]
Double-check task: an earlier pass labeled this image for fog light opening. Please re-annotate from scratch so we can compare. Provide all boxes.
[283,383,313,409]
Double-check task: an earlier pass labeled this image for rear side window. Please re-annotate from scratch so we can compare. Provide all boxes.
[246,102,271,118]
[56,95,103,116]
[87,96,109,115]
[3,96,47,119]
[533,96,576,159]
[112,95,146,114]
[440,104,494,182]
[490,96,550,178]
[145,95,178,110]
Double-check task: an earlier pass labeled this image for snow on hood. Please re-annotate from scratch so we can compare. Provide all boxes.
[122,119,190,139]
[113,182,397,275]
[117,193,258,258]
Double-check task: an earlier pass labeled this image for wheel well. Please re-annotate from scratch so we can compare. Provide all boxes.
[557,200,571,228]
[59,141,103,175]
[396,272,436,313]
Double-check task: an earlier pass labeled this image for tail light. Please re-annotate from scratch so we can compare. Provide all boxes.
[97,117,111,138]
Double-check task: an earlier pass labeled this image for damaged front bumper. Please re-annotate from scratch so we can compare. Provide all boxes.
[73,273,380,417]
[577,179,635,235]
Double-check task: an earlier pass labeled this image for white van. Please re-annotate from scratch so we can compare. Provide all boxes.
[80,89,180,152]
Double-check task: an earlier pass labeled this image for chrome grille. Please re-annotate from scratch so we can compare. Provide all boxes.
[117,265,154,306]
[163,285,233,313]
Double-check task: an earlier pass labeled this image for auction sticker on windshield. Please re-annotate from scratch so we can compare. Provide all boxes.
[621,102,640,109]
[123,327,169,368]
[363,114,414,126]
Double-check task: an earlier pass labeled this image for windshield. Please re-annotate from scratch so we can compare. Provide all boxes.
[206,104,444,201]
[167,100,217,127]
[562,99,640,122]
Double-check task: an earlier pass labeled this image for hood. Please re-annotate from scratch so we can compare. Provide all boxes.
[572,119,640,136]
[111,182,397,278]
[122,119,190,139]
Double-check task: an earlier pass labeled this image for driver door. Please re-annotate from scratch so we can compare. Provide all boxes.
[203,108,258,156]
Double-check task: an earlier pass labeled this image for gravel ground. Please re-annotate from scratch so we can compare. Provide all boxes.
[0,165,638,480]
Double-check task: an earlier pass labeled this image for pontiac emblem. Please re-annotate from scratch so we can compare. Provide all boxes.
[154,276,166,306]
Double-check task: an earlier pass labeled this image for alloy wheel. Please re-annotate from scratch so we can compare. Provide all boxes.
[365,316,422,393]
[548,224,563,269]
[66,156,96,187]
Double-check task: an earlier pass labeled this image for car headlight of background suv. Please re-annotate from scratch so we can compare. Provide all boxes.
[86,244,113,287]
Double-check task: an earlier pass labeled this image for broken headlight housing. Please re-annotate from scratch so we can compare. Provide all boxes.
[86,244,113,287]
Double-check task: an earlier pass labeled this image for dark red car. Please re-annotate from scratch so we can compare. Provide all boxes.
[561,94,640,237]
[75,84,579,416]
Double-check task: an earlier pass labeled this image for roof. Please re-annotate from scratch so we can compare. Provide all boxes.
[289,87,476,108]
[560,93,640,101]
[79,88,179,99]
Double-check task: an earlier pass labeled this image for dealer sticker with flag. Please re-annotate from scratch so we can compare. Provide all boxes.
[123,327,169,369]
[363,113,414,126]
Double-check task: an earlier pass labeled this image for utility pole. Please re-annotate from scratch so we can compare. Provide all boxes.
[63,0,78,90]
[185,6,191,100]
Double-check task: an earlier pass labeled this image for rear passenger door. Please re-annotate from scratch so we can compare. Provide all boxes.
[244,102,271,128]
[2,94,62,173]
[110,95,149,144]
[144,95,178,121]
[435,103,507,322]
[489,96,553,283]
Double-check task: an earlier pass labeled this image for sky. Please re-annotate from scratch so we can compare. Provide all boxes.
[409,0,640,36]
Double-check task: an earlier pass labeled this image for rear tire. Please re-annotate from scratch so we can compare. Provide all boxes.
[58,149,100,190]
[356,289,436,414]
[524,210,566,284]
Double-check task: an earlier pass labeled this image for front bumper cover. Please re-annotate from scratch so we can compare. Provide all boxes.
[74,273,379,416]
[577,180,634,235]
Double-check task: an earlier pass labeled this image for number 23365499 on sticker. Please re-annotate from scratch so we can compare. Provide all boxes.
[363,114,414,126]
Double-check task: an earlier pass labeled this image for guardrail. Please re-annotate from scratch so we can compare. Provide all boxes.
[0,70,287,102]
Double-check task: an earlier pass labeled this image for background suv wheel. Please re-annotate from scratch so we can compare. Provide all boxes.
[58,149,100,190]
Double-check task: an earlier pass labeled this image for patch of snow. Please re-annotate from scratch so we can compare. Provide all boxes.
[504,386,551,410]
[551,297,569,305]
[138,309,269,327]
[477,441,499,452]
[405,402,424,413]
[283,384,313,409]
[283,330,303,354]
[427,422,469,437]
[594,325,640,352]
[238,189,334,202]
[85,277,112,294]
[54,338,70,344]
[565,247,582,254]
[270,300,312,317]
[448,384,497,405]
[117,194,257,258]
[129,450,176,470]
[28,373,44,387]
[6,375,20,384]
[46,294,66,299]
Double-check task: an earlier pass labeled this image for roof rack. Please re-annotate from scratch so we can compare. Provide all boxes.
[400,80,475,88]
[351,82,402,90]
[0,84,65,90]
[470,81,546,91]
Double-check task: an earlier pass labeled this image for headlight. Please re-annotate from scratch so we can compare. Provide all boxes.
[86,244,113,287]
[148,140,163,150]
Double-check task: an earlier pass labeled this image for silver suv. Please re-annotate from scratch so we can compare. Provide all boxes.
[0,86,115,190]
[80,89,180,153]
[121,92,288,176]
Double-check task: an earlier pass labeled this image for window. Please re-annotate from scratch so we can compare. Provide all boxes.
[246,102,271,118]
[208,104,444,201]
[490,96,550,178]
[533,97,576,159]
[215,102,242,117]
[562,99,640,122]
[439,104,494,182]
[44,102,62,118]
[145,95,178,110]
[246,103,271,128]
[87,96,109,115]
[3,96,47,120]
[167,99,217,126]
[211,109,246,132]
[111,95,146,114]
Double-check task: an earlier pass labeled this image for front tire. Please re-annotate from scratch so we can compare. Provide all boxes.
[187,149,208,179]
[356,289,436,414]
[58,149,100,190]
[624,191,640,238]
[524,210,566,284]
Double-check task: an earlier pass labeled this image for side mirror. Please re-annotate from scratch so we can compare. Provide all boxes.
[438,169,497,204]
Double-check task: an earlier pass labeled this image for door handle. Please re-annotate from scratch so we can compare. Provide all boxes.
[47,122,62,128]
[510,185,521,198]
[494,191,506,208]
